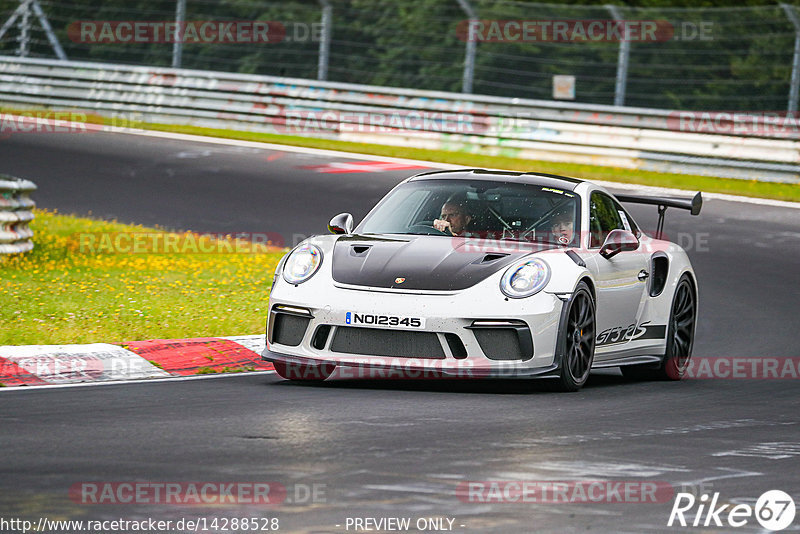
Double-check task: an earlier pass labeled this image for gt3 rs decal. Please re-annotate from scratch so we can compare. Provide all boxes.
[345,312,425,329]
[596,321,666,347]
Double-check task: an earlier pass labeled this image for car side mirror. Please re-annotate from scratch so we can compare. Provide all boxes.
[600,229,639,259]
[328,212,354,235]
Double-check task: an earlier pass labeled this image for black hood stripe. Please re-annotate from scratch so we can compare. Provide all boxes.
[331,234,557,291]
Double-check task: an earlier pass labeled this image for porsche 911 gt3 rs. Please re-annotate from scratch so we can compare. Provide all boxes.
[262,169,701,391]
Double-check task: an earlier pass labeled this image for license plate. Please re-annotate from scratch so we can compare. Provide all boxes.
[345,312,425,329]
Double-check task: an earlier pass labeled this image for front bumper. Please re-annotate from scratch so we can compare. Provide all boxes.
[262,276,565,378]
[261,350,560,379]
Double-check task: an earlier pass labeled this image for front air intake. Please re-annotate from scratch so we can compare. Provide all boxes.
[467,320,533,361]
[311,325,332,350]
[272,313,310,347]
[444,333,468,359]
[330,327,445,359]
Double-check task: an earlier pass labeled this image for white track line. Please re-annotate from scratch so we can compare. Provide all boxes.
[127,128,465,169]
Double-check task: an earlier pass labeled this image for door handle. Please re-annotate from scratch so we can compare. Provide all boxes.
[638,270,649,281]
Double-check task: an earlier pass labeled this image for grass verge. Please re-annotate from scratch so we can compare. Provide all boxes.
[0,210,284,345]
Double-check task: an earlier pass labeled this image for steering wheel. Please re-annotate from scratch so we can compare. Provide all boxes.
[408,221,450,235]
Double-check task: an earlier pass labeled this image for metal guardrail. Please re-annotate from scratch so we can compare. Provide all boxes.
[0,174,36,254]
[0,56,798,183]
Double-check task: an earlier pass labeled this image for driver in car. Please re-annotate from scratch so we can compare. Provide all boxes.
[433,195,474,236]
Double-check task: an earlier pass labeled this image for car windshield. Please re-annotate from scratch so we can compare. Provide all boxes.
[357,178,580,245]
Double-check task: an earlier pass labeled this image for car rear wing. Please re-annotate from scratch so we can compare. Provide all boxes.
[616,192,702,239]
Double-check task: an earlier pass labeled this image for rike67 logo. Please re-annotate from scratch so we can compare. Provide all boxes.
[668,490,795,531]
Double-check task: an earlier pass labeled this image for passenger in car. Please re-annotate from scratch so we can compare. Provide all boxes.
[550,209,575,245]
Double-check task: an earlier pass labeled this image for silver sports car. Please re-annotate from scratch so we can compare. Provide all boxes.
[262,169,701,391]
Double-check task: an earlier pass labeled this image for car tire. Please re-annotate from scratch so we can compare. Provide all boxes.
[621,274,696,381]
[273,360,334,381]
[555,281,596,392]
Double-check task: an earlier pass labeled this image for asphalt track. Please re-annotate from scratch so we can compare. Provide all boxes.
[1,131,799,533]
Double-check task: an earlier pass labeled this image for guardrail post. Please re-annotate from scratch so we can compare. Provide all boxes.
[318,0,332,81]
[31,0,67,61]
[0,2,27,44]
[172,0,186,68]
[456,0,477,94]
[17,0,32,58]
[606,4,630,107]
[0,175,37,254]
[781,3,800,113]
[0,0,67,60]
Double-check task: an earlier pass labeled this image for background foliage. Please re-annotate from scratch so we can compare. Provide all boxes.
[0,0,797,110]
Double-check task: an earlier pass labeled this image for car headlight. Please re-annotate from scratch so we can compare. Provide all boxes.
[282,243,322,284]
[500,258,550,298]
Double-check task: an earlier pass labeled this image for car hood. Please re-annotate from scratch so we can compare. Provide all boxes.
[331,234,557,291]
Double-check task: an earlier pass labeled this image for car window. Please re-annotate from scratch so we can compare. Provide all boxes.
[590,192,624,247]
[388,189,430,228]
[610,198,639,237]
[356,179,581,244]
